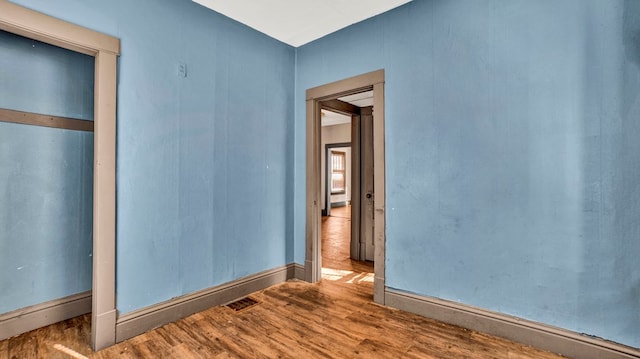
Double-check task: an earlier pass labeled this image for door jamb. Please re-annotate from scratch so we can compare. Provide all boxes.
[0,2,120,350]
[305,69,386,304]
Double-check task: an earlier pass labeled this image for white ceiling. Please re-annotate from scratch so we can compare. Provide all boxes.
[339,91,373,108]
[321,111,350,127]
[322,90,373,127]
[192,0,412,47]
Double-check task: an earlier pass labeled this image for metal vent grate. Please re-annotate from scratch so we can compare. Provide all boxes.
[226,297,258,311]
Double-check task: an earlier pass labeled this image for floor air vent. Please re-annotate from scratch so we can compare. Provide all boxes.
[226,297,258,311]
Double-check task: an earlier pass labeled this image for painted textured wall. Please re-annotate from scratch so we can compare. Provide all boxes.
[10,0,295,314]
[295,0,640,348]
[0,30,95,120]
[0,30,94,313]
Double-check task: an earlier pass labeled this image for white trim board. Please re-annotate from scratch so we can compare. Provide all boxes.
[0,291,91,341]
[115,263,304,343]
[385,288,640,359]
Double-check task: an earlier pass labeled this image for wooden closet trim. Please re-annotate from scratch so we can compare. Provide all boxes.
[0,0,120,351]
[0,108,95,132]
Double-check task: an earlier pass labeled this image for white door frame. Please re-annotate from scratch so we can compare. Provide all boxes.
[305,69,386,304]
[0,2,120,350]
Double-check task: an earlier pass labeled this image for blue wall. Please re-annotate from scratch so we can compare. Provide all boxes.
[5,0,640,350]
[295,0,640,348]
[0,30,94,313]
[0,30,94,120]
[9,0,295,314]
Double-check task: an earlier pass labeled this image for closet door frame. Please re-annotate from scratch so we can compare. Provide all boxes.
[0,1,120,351]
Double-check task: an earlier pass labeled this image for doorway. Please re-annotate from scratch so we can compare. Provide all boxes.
[305,69,386,304]
[0,3,119,350]
[320,105,373,290]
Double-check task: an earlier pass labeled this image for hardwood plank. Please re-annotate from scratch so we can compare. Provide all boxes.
[7,333,38,359]
[0,338,7,359]
[350,338,410,359]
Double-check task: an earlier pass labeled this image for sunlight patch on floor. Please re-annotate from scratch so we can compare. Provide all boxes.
[53,344,88,359]
[322,267,373,284]
[321,267,353,281]
[346,272,374,284]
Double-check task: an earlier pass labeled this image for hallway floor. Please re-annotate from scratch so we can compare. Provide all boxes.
[322,205,373,274]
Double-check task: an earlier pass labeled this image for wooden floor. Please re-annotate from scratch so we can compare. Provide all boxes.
[0,205,565,358]
[321,206,373,274]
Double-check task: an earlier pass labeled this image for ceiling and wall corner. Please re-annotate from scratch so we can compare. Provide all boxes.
[192,0,412,47]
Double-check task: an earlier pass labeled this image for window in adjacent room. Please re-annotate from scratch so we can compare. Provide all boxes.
[330,150,346,194]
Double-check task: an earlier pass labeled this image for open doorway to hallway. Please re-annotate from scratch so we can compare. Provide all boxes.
[319,93,375,295]
[305,69,385,304]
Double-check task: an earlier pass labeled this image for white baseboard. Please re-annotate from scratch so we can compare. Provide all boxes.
[0,291,91,341]
[115,263,300,343]
[385,288,640,359]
